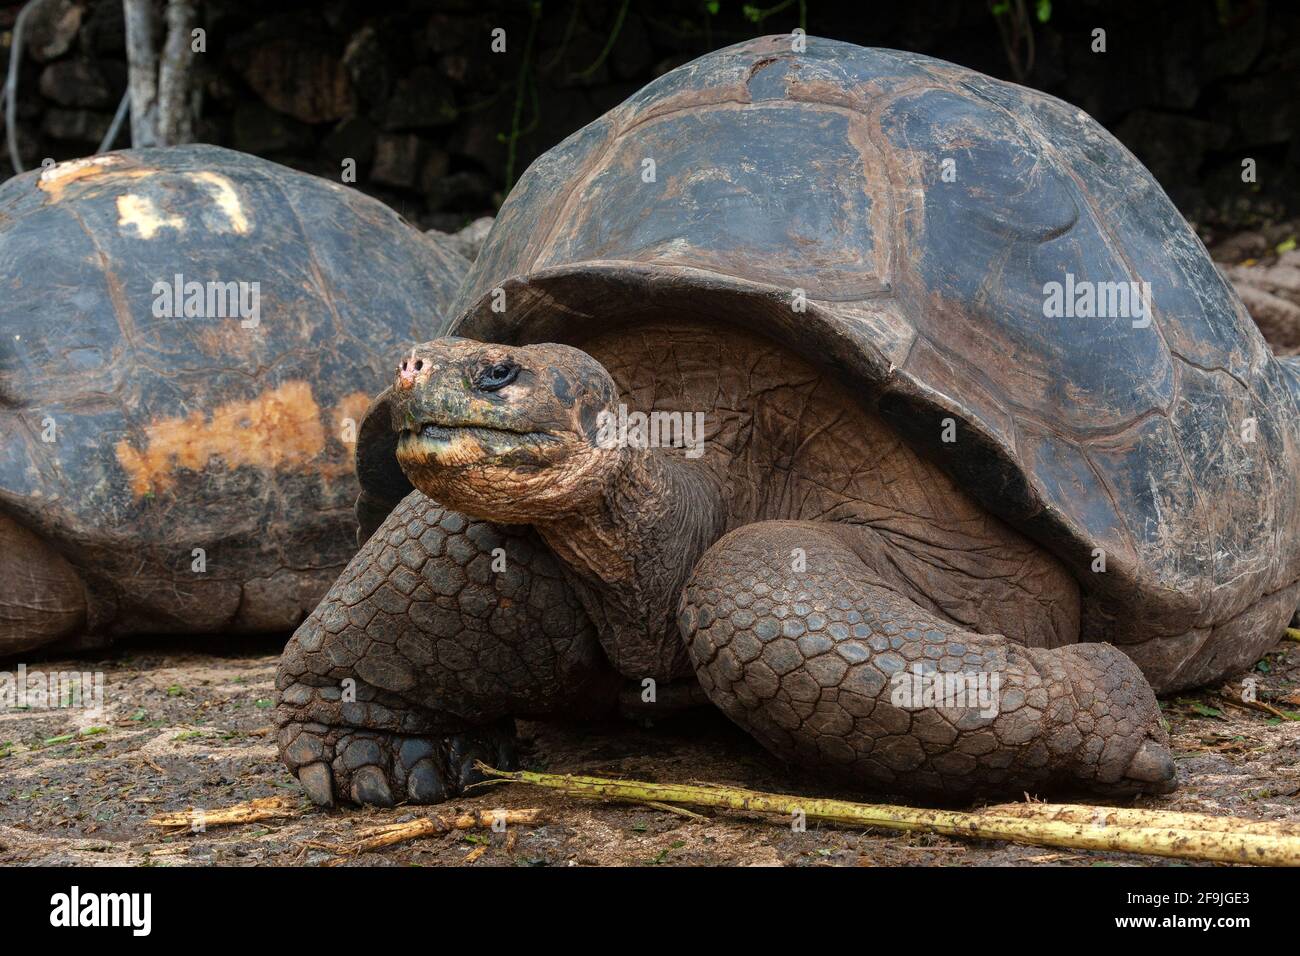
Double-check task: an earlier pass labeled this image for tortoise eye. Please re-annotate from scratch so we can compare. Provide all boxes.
[477,361,520,392]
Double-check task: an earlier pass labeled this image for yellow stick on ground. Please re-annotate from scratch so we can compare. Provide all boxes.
[479,765,1300,866]
[148,795,306,830]
[1285,627,1300,642]
[981,802,1300,837]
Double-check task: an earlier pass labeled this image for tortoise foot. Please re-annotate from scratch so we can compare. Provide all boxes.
[279,714,516,808]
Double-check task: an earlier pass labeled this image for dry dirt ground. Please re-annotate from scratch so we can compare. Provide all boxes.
[1,634,1297,868]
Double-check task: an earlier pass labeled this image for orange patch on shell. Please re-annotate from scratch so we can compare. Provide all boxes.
[37,155,152,202]
[115,381,329,497]
[332,390,373,448]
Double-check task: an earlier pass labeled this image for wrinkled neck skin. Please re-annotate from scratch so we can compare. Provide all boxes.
[534,446,726,679]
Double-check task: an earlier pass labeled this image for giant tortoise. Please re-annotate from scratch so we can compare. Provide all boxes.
[276,37,1300,804]
[0,145,467,656]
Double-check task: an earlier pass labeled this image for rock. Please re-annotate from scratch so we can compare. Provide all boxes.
[232,102,315,154]
[24,0,82,62]
[371,134,426,189]
[1225,259,1300,354]
[1199,2,1266,79]
[381,67,458,131]
[41,108,112,144]
[237,37,354,124]
[342,25,393,108]
[424,213,465,233]
[450,110,511,174]
[429,216,495,261]
[1231,280,1300,355]
[80,0,126,57]
[1216,75,1298,146]
[322,117,377,168]
[1210,230,1270,263]
[426,14,479,55]
[39,60,124,110]
[424,170,494,213]
[418,150,451,194]
[422,228,467,264]
[437,51,498,90]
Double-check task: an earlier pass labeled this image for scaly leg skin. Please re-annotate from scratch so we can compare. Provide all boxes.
[276,491,619,807]
[679,521,1176,801]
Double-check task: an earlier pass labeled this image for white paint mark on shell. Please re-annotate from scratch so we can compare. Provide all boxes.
[116,194,185,239]
[185,171,251,234]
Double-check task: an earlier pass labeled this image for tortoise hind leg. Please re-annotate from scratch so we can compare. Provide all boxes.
[678,521,1175,800]
[276,491,620,806]
[0,513,87,656]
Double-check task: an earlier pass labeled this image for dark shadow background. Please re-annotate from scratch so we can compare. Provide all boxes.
[2,0,1297,245]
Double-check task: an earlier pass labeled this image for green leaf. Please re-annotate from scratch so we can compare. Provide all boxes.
[1190,702,1222,718]
[1276,237,1297,254]
[991,1,1011,15]
[1036,0,1052,22]
[706,0,720,14]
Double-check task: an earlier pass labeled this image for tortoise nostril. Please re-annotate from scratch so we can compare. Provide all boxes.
[415,360,423,371]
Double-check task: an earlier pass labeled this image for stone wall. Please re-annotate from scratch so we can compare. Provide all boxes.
[2,0,1297,238]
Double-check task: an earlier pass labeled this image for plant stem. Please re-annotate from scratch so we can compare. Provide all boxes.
[480,765,1300,866]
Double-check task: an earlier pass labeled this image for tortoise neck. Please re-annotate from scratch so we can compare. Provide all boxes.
[535,448,725,673]
[537,448,724,588]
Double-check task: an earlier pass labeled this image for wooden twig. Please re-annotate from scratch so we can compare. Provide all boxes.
[325,808,543,860]
[643,800,709,821]
[1285,627,1300,643]
[1218,689,1298,722]
[148,795,306,831]
[479,765,1300,866]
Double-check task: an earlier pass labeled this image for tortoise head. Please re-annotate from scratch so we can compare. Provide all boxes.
[388,337,621,523]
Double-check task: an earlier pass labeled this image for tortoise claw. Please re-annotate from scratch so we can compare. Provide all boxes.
[297,762,335,808]
[1123,737,1177,794]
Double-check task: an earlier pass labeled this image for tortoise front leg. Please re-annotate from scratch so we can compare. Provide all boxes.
[276,491,619,806]
[678,521,1176,800]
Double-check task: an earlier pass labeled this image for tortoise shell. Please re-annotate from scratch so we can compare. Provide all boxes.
[0,144,466,649]
[442,36,1300,690]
